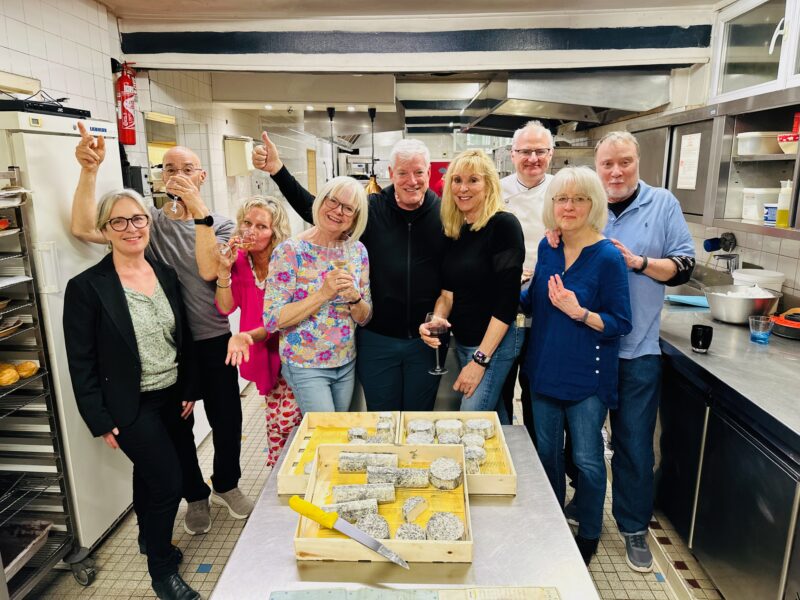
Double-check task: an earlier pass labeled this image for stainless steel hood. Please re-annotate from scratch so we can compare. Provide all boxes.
[462,70,672,136]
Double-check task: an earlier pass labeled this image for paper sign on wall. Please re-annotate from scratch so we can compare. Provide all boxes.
[677,133,701,190]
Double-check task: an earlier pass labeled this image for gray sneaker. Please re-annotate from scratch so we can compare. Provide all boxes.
[620,532,653,572]
[564,499,579,527]
[184,499,211,535]
[211,487,254,519]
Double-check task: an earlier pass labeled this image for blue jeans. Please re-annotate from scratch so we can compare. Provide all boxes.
[454,323,524,424]
[356,328,442,411]
[532,391,608,540]
[610,354,661,534]
[282,360,356,413]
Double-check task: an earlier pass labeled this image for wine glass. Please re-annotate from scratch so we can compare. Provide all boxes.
[240,230,257,251]
[425,312,450,376]
[164,192,186,221]
[330,238,350,271]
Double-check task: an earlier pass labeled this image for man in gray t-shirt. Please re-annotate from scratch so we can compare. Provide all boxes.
[72,127,254,538]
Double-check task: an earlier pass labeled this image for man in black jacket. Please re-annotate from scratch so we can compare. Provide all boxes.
[253,132,447,411]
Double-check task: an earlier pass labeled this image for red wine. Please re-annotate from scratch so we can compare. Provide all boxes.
[428,326,450,346]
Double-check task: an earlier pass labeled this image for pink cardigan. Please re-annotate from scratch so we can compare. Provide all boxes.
[215,250,280,395]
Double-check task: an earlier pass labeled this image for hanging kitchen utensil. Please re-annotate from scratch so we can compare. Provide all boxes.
[327,107,336,179]
[366,107,382,194]
[771,308,800,340]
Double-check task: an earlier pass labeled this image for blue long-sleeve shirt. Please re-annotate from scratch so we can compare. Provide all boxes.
[521,237,632,409]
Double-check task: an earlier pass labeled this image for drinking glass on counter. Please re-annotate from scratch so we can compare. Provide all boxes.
[749,316,773,344]
[690,324,713,353]
[425,312,450,375]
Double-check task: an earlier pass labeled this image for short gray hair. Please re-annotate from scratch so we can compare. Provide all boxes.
[542,167,608,233]
[96,189,148,231]
[594,131,640,157]
[389,138,430,169]
[512,120,553,148]
[311,176,369,241]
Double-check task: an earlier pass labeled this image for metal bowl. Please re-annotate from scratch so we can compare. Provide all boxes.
[703,285,782,324]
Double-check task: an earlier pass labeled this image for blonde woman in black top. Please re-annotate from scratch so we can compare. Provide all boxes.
[419,149,525,423]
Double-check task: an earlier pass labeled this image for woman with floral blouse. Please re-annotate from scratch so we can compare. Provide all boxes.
[264,176,371,413]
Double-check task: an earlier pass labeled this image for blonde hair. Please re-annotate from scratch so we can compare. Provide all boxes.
[311,176,369,241]
[236,195,291,254]
[542,167,608,233]
[95,189,148,231]
[441,149,503,240]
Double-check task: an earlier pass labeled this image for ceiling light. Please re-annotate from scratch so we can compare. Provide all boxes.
[306,105,314,111]
[264,104,273,110]
[347,106,356,112]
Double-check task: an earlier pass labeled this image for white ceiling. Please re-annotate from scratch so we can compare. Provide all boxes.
[101,0,713,19]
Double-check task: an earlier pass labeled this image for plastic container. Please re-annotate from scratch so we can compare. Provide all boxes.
[741,188,780,221]
[736,131,788,155]
[777,180,792,228]
[764,203,778,226]
[733,268,786,292]
[778,133,799,154]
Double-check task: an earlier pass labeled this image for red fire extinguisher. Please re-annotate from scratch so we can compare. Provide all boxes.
[115,62,137,145]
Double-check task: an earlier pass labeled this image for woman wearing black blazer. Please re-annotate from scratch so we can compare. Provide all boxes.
[64,189,201,600]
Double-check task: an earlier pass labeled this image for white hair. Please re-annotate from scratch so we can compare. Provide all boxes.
[389,139,430,169]
[512,120,554,148]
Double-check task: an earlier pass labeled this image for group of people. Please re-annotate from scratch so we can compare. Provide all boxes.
[61,117,693,599]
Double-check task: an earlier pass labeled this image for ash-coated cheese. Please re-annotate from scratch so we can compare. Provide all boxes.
[437,431,461,445]
[435,419,464,437]
[461,433,485,448]
[366,465,398,484]
[321,498,378,523]
[406,431,435,444]
[407,419,434,436]
[402,496,428,523]
[466,458,481,474]
[464,445,487,464]
[366,466,429,488]
[426,512,465,541]
[376,420,394,437]
[395,523,427,540]
[338,452,398,473]
[332,483,396,504]
[355,513,390,539]
[429,457,463,490]
[347,427,368,441]
[465,418,494,439]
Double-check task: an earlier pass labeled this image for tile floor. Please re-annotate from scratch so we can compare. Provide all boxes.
[28,387,718,600]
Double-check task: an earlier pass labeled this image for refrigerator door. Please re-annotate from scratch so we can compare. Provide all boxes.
[1,115,133,549]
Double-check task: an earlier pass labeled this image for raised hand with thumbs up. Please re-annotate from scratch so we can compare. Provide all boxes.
[75,121,106,173]
[252,131,284,175]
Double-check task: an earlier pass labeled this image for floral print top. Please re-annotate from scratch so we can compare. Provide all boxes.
[264,238,371,368]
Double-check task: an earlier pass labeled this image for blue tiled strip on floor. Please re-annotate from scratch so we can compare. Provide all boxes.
[655,572,665,583]
[196,563,212,574]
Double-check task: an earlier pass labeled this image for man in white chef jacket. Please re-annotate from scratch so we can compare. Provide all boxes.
[499,120,554,443]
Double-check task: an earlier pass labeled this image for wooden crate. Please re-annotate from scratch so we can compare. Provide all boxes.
[277,411,400,495]
[294,443,473,564]
[399,411,517,496]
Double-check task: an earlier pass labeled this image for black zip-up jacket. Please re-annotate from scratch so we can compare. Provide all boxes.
[271,166,448,339]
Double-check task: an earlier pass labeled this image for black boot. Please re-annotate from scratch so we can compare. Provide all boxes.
[575,534,599,566]
[152,573,201,600]
[138,536,184,565]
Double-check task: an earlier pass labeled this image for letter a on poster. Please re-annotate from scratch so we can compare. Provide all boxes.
[677,133,701,190]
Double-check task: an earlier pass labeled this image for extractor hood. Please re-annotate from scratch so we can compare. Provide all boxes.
[462,70,672,137]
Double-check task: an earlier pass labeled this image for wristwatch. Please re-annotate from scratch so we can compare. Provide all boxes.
[472,350,491,368]
[194,215,214,227]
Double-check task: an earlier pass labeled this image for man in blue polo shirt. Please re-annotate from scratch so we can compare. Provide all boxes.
[595,131,694,572]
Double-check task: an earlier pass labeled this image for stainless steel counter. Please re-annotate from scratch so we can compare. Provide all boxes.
[659,305,800,450]
[211,426,598,600]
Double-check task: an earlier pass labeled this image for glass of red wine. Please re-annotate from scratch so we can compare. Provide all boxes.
[425,312,450,376]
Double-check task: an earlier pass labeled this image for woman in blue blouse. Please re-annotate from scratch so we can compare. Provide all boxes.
[520,166,632,565]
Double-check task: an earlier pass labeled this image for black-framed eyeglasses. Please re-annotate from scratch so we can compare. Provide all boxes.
[512,148,551,158]
[106,214,150,232]
[323,196,356,217]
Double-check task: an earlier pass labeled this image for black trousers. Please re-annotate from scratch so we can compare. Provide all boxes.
[500,329,536,446]
[117,386,189,580]
[194,333,242,493]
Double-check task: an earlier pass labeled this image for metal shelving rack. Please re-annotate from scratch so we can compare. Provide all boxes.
[0,167,94,599]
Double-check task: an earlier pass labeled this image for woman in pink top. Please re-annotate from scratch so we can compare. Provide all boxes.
[215,196,300,466]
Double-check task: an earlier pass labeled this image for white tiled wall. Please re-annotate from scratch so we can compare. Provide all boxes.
[687,221,800,296]
[0,0,118,122]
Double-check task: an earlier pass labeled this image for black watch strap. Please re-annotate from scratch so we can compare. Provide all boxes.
[194,215,214,226]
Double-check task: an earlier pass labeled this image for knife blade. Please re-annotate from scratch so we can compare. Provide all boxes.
[289,495,410,569]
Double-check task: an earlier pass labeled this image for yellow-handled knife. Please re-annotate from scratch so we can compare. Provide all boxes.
[289,495,410,569]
